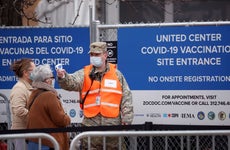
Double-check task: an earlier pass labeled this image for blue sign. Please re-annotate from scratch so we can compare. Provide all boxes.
[118,25,230,90]
[0,27,90,89]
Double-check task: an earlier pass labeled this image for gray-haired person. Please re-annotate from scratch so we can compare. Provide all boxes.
[56,42,134,149]
[27,64,71,150]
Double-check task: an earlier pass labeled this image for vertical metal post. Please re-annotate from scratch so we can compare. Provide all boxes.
[103,136,106,150]
[187,136,190,150]
[144,122,152,149]
[181,136,183,150]
[228,136,230,150]
[88,137,91,149]
[38,138,41,150]
[164,0,174,22]
[133,136,137,150]
[196,136,199,150]
[89,4,93,43]
[91,20,100,43]
[212,135,215,150]
[149,136,153,149]
[89,0,100,43]
[118,136,121,150]
[165,136,168,150]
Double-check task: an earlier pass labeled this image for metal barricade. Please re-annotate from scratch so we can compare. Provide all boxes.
[69,130,230,150]
[0,133,59,150]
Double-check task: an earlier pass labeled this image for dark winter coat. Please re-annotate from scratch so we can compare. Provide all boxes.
[27,81,71,150]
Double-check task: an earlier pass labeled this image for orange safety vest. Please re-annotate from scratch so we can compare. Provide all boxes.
[81,63,122,118]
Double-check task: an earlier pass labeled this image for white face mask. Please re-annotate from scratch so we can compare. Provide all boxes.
[90,56,103,67]
[51,79,55,88]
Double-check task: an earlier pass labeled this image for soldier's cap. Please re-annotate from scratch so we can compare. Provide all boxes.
[88,42,107,54]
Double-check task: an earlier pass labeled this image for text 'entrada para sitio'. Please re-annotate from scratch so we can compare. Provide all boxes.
[0,35,73,44]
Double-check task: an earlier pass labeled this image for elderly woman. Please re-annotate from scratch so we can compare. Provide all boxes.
[27,64,71,150]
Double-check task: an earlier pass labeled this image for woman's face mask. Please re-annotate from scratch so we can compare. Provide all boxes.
[51,79,55,88]
[90,56,103,67]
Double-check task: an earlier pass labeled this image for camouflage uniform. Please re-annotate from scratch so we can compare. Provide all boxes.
[58,63,133,149]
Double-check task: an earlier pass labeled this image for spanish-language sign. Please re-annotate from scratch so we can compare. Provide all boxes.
[118,25,230,125]
[0,27,90,123]
[0,27,90,89]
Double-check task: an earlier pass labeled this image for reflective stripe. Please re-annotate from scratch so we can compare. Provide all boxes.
[100,88,122,94]
[84,102,119,108]
[82,88,121,96]
[101,102,119,107]
[82,89,100,96]
[84,103,98,108]
[88,89,100,94]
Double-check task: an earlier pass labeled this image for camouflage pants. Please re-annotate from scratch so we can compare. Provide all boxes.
[80,115,126,149]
